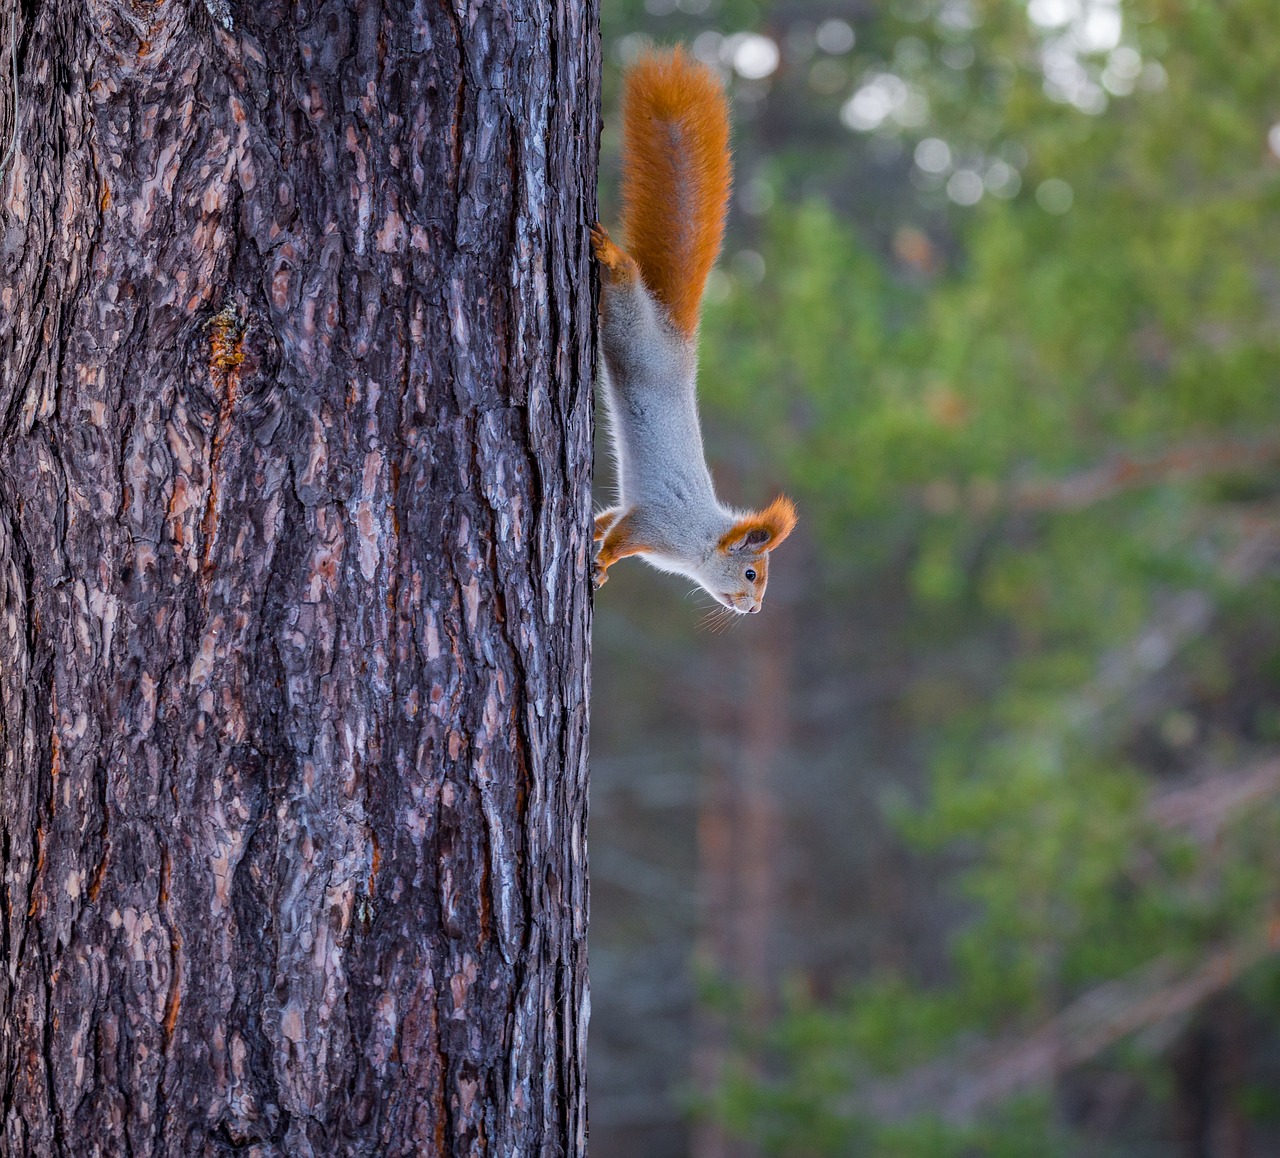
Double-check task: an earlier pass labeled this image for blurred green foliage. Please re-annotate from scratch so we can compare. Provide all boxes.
[599,0,1280,1152]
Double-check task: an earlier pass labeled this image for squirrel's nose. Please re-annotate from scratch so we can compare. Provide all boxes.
[748,604,760,614]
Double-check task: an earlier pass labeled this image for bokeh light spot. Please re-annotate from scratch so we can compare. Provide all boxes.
[1036,178,1074,214]
[915,138,953,174]
[727,33,781,80]
[816,19,856,55]
[947,170,985,206]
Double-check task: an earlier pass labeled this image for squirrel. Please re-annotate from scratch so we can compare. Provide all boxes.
[591,46,797,615]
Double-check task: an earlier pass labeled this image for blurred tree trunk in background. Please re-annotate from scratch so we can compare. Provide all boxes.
[692,604,793,1158]
[1173,996,1251,1158]
[0,1,595,1153]
[692,697,735,1158]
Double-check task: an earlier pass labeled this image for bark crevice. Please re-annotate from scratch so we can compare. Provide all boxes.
[0,2,596,1154]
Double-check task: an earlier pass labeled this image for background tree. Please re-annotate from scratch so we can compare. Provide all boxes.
[0,1,596,1154]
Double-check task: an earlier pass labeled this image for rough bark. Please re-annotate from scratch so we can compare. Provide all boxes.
[0,1,596,1154]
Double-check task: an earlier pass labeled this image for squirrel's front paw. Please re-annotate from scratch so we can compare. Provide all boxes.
[590,223,638,285]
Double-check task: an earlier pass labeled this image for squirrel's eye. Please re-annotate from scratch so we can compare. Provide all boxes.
[744,568,757,582]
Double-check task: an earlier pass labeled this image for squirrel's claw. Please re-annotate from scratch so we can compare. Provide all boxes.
[591,223,638,284]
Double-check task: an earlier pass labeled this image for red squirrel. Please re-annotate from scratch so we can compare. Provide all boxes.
[591,46,797,615]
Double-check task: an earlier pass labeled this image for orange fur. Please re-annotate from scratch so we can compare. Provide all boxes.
[619,46,732,338]
[717,495,798,554]
[594,512,654,584]
[594,507,625,541]
[590,224,639,287]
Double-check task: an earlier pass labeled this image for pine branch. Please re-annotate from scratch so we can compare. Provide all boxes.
[859,923,1280,1125]
[1147,756,1280,842]
[921,435,1280,516]
[1010,436,1280,513]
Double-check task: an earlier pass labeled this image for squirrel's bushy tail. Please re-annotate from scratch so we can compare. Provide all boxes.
[620,46,732,338]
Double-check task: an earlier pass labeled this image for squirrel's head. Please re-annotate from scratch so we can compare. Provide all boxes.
[703,496,798,614]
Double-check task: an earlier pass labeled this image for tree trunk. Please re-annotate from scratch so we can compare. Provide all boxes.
[691,603,792,1158]
[0,1,596,1154]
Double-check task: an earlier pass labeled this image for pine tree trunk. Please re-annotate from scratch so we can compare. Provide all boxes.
[691,604,792,1158]
[0,1,596,1154]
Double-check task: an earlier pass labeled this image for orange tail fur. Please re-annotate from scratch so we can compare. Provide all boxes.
[620,47,732,338]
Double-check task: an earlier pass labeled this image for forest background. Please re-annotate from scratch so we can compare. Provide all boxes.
[587,1,1280,1155]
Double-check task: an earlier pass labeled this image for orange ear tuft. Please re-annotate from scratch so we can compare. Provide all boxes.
[717,495,798,554]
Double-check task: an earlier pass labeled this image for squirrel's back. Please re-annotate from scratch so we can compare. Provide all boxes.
[620,47,732,338]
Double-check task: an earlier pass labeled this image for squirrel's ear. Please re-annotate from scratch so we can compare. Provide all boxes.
[718,496,798,555]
